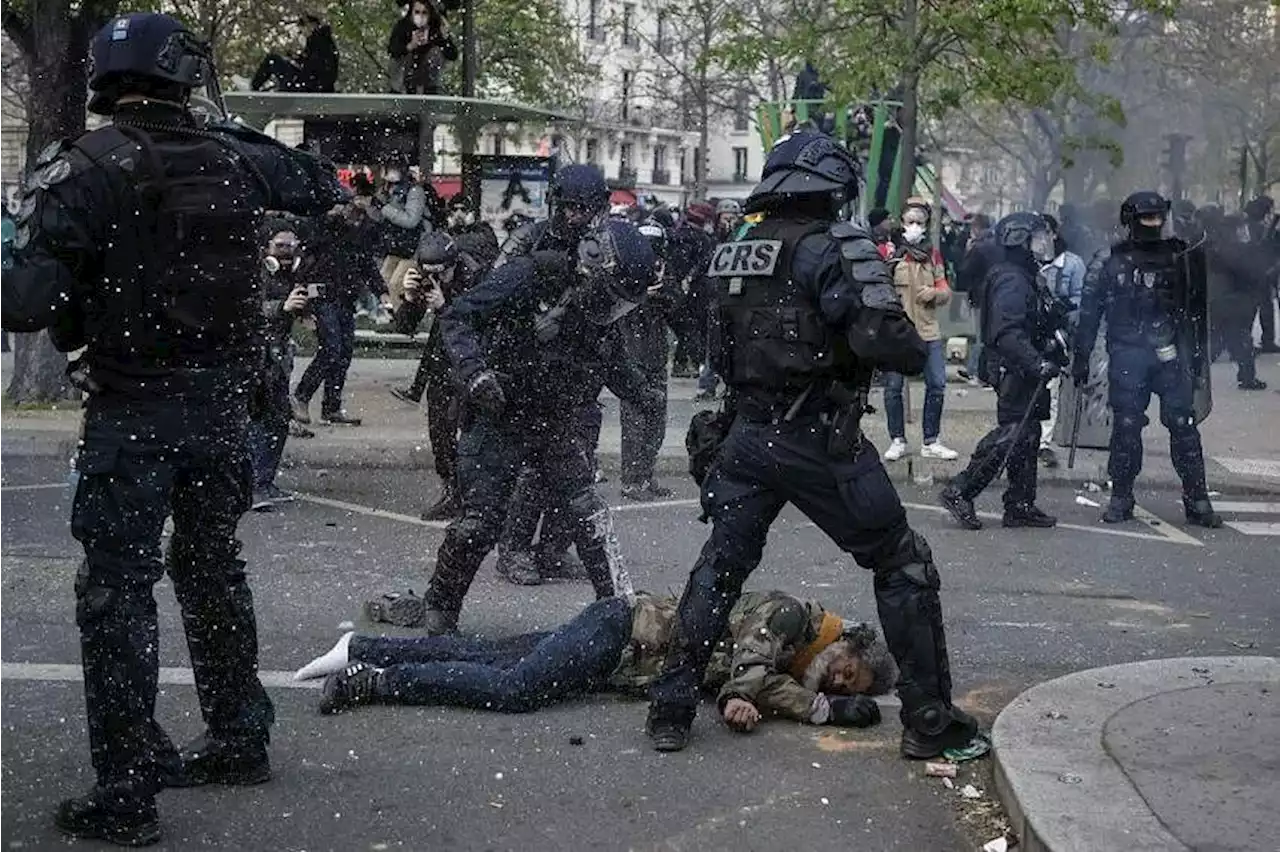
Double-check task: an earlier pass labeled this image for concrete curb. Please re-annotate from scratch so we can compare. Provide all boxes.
[991,656,1280,852]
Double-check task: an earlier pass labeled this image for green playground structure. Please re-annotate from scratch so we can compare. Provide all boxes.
[755,99,966,221]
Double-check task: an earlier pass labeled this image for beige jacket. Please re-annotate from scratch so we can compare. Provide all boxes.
[891,246,951,342]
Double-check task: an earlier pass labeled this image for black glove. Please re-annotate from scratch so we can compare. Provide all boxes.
[531,249,572,280]
[1071,357,1090,384]
[467,370,506,415]
[827,695,881,728]
[1037,359,1061,380]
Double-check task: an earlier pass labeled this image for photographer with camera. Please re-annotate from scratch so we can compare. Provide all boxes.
[388,0,458,95]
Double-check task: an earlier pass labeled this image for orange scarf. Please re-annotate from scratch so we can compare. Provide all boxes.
[788,613,844,680]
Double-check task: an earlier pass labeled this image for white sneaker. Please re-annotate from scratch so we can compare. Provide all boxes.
[921,441,959,460]
[883,438,909,462]
[295,631,355,681]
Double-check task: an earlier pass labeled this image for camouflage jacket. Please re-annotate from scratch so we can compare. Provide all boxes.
[609,590,846,722]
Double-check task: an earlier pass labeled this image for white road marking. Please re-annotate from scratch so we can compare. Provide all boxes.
[901,501,1201,547]
[1213,501,1280,514]
[610,497,700,513]
[1223,521,1280,536]
[1129,503,1205,547]
[1,662,320,690]
[0,482,65,492]
[294,494,450,529]
[1214,457,1280,480]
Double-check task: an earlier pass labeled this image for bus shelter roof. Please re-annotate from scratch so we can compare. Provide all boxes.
[222,92,576,127]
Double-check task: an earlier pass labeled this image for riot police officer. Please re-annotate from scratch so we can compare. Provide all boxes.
[939,212,1062,531]
[645,132,978,759]
[0,13,347,847]
[367,220,655,634]
[490,164,613,579]
[1073,191,1223,527]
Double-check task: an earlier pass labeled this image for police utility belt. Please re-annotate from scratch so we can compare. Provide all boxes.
[736,381,866,461]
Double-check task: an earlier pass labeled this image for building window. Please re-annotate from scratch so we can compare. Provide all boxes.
[694,146,705,183]
[587,0,602,41]
[655,11,669,54]
[585,138,600,165]
[621,70,633,121]
[622,3,636,47]
[733,92,750,132]
[493,135,504,156]
[620,142,634,172]
[679,149,687,185]
[733,146,749,182]
[652,145,669,183]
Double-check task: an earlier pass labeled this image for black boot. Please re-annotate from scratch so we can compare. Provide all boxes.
[419,606,460,635]
[1183,496,1223,528]
[320,411,362,427]
[646,705,694,752]
[1102,495,1135,523]
[390,386,423,404]
[164,734,270,788]
[939,487,982,530]
[875,558,980,760]
[1038,446,1060,468]
[55,784,161,847]
[319,663,384,715]
[620,480,674,502]
[420,483,461,521]
[1002,503,1057,528]
[1238,377,1268,391]
[495,548,544,585]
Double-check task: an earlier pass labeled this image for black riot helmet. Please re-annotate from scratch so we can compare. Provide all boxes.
[549,164,610,239]
[744,131,860,217]
[88,14,214,116]
[574,219,655,325]
[1244,195,1274,223]
[1119,191,1170,243]
[994,211,1055,263]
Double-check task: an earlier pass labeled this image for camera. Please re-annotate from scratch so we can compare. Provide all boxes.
[306,282,328,300]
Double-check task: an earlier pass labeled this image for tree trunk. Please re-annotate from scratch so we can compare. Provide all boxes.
[4,4,110,404]
[895,0,919,211]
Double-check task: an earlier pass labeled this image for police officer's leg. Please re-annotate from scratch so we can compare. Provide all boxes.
[648,421,787,748]
[424,419,521,631]
[1153,361,1223,526]
[1227,314,1264,388]
[254,356,292,490]
[540,429,620,601]
[494,464,548,586]
[942,373,1035,528]
[1258,288,1278,351]
[1104,347,1153,521]
[784,438,978,759]
[538,401,604,578]
[165,441,276,785]
[67,430,179,816]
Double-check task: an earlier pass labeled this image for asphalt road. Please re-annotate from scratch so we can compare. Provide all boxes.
[3,455,1277,851]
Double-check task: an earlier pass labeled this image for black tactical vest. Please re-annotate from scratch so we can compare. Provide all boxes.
[73,123,270,370]
[705,218,844,393]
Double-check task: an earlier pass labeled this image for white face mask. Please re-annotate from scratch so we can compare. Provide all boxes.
[412,13,428,26]
[903,223,926,244]
[385,171,402,185]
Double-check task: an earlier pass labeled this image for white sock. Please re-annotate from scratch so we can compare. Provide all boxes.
[294,631,354,681]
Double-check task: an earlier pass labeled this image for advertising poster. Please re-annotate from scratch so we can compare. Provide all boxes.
[475,155,553,244]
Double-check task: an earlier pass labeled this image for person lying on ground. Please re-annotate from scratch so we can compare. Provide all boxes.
[296,590,896,732]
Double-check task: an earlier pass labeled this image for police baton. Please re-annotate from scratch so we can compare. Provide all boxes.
[1067,380,1085,470]
[994,373,1052,482]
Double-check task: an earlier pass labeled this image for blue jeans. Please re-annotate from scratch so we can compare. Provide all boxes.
[358,597,633,712]
[295,299,356,416]
[884,339,947,442]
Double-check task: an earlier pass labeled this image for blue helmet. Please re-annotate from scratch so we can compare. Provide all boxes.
[88,14,213,115]
[746,131,860,214]
[575,218,655,325]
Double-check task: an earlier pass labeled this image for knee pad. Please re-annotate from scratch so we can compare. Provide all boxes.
[872,528,935,576]
[1160,410,1197,431]
[446,513,497,549]
[1114,412,1147,432]
[75,574,153,629]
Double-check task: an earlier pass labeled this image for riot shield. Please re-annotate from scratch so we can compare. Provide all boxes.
[1180,240,1212,423]
[1053,321,1112,449]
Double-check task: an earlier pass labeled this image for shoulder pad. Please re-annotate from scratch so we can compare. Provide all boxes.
[828,221,872,242]
[834,232,882,263]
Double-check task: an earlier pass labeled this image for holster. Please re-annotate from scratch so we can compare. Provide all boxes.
[825,382,866,462]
